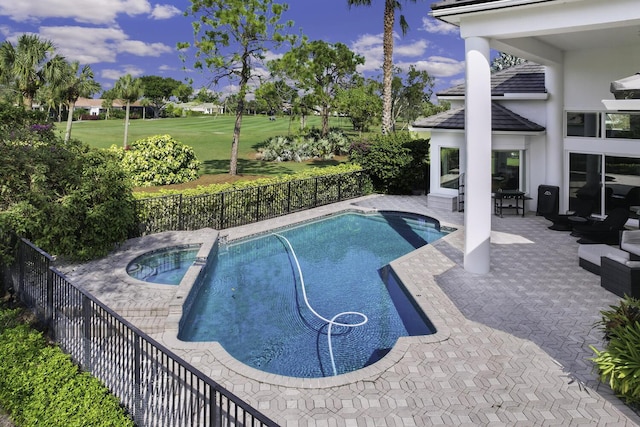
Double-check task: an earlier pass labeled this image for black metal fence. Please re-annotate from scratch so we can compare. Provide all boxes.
[2,238,279,427]
[0,170,373,425]
[135,170,371,235]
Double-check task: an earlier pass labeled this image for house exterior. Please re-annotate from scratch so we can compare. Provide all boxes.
[171,101,224,115]
[74,97,147,117]
[418,0,640,273]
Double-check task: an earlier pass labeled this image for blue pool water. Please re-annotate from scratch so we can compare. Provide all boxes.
[126,245,199,285]
[179,211,452,378]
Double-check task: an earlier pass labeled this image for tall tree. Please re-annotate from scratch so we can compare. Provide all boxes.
[139,75,181,118]
[269,40,364,136]
[59,61,101,142]
[336,76,382,132]
[101,89,117,120]
[389,64,434,130]
[347,0,422,135]
[180,0,297,175]
[113,74,143,149]
[0,34,66,110]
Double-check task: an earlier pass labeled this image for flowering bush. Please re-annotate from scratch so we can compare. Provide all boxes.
[110,134,201,187]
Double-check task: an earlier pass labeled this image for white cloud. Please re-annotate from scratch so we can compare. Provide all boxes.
[39,26,172,64]
[150,4,181,20]
[397,56,465,78]
[351,33,433,74]
[394,39,428,57]
[101,65,144,81]
[0,0,152,25]
[421,17,459,35]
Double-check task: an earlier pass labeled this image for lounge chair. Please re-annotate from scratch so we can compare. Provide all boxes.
[545,200,594,231]
[571,207,630,245]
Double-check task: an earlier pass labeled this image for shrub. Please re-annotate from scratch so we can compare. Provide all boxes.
[256,128,351,162]
[349,132,429,194]
[0,103,137,261]
[0,305,134,426]
[591,297,640,406]
[110,134,201,187]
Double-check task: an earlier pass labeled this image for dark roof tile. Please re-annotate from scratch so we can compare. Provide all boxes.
[431,0,510,11]
[437,62,546,97]
[412,102,545,132]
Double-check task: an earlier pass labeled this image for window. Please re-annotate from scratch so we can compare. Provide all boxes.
[492,151,523,192]
[606,113,640,139]
[440,147,460,189]
[566,112,600,137]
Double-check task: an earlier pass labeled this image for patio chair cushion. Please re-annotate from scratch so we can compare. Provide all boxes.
[620,229,640,258]
[578,244,629,275]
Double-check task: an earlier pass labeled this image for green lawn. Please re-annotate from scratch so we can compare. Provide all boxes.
[60,114,356,176]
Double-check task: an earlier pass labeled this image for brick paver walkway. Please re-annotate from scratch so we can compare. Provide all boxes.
[64,195,640,426]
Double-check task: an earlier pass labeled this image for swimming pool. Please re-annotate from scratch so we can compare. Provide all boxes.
[179,211,452,378]
[126,245,200,285]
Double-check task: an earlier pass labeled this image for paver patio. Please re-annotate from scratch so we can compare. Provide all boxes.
[64,195,640,426]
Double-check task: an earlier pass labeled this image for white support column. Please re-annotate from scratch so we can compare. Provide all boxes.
[464,37,492,274]
[544,62,565,210]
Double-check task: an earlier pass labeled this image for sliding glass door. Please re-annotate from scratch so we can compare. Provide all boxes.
[569,153,640,217]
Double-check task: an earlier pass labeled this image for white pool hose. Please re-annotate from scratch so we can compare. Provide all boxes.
[274,233,368,376]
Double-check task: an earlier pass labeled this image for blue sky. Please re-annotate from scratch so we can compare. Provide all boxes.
[0,0,467,100]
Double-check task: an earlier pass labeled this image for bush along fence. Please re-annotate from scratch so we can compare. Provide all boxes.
[0,168,372,425]
[134,170,372,235]
[1,238,278,427]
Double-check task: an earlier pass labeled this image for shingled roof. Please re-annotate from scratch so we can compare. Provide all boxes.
[412,102,545,133]
[437,62,546,97]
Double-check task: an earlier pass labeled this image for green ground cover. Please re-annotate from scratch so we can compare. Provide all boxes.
[60,115,355,177]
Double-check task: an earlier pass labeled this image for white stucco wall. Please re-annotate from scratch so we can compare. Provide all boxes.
[564,45,640,111]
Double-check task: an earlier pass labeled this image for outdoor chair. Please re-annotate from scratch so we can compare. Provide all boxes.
[571,207,630,245]
[545,200,594,231]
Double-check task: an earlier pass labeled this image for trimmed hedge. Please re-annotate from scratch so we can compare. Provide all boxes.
[0,305,134,427]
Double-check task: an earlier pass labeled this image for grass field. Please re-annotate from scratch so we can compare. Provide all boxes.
[60,114,356,180]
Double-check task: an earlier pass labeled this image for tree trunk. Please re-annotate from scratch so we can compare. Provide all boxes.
[23,95,33,111]
[124,102,131,149]
[381,0,395,135]
[64,101,75,142]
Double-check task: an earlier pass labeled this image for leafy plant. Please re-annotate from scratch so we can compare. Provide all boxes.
[591,321,640,405]
[596,296,640,341]
[0,103,137,261]
[110,134,201,186]
[0,305,134,426]
[349,132,429,194]
[257,128,351,162]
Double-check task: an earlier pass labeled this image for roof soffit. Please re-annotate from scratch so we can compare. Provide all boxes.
[433,0,640,61]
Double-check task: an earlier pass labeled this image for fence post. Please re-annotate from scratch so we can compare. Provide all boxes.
[220,192,226,229]
[82,294,92,371]
[338,174,343,201]
[133,334,143,425]
[256,187,261,222]
[178,194,184,231]
[314,177,319,207]
[287,181,292,213]
[46,267,54,326]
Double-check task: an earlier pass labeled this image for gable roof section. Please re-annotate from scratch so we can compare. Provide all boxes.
[437,62,546,97]
[412,102,545,133]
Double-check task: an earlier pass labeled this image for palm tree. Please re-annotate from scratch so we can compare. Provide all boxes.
[347,0,420,134]
[0,34,66,110]
[59,61,101,142]
[113,74,143,149]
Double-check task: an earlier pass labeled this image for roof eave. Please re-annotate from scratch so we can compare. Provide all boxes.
[430,0,557,25]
